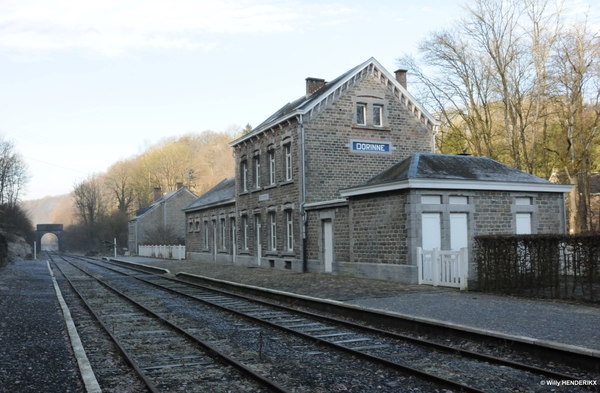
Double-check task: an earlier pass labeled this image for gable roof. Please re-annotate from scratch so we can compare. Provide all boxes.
[183,177,236,212]
[230,57,439,147]
[131,187,195,220]
[340,153,573,197]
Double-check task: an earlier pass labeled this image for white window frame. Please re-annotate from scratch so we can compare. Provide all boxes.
[373,104,383,126]
[195,216,200,232]
[241,160,248,192]
[269,212,277,251]
[188,217,193,232]
[254,155,261,189]
[286,210,293,251]
[268,150,276,185]
[284,144,292,181]
[356,103,367,125]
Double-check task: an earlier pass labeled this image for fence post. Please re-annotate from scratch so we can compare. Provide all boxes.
[432,248,439,287]
[460,247,468,290]
[417,247,423,285]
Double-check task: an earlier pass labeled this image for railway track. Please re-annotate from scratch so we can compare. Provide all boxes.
[49,253,599,392]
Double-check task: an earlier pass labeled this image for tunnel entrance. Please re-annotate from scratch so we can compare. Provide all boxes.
[36,224,64,253]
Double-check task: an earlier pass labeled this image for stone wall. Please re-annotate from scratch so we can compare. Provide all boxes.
[304,73,432,204]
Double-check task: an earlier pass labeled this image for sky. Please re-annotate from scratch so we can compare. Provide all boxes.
[1,0,598,201]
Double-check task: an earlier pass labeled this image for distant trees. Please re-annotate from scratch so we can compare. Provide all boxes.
[66,129,238,251]
[399,0,600,233]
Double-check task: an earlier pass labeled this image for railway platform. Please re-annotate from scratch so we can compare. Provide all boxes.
[112,256,600,356]
[0,259,84,392]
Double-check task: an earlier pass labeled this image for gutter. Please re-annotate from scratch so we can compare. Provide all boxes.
[299,114,308,273]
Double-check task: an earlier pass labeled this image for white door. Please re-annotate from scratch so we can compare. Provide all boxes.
[422,213,441,250]
[323,220,333,273]
[450,213,468,251]
[255,215,262,266]
[516,213,532,234]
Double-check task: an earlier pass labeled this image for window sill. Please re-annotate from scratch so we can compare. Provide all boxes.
[252,187,263,192]
[281,251,295,257]
[351,125,390,132]
[202,248,210,252]
[239,250,251,255]
[264,184,277,190]
[265,250,278,256]
[280,180,294,186]
[239,191,249,196]
[218,250,229,254]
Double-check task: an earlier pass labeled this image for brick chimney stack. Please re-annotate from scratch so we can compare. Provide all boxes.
[176,182,183,190]
[154,187,162,202]
[306,77,326,97]
[394,69,407,89]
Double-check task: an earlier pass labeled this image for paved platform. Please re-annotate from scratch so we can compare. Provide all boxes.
[0,260,84,392]
[114,256,600,355]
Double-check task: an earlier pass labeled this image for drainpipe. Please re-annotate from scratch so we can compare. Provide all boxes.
[299,114,308,273]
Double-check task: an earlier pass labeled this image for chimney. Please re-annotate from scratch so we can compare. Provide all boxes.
[306,77,326,97]
[176,182,183,190]
[154,187,162,202]
[394,69,407,89]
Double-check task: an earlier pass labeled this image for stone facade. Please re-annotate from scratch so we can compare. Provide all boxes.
[127,186,196,254]
[184,59,570,288]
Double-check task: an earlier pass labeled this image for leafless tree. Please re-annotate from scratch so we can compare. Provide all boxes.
[72,174,107,242]
[0,135,29,205]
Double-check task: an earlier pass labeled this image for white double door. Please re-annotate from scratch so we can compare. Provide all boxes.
[422,213,468,251]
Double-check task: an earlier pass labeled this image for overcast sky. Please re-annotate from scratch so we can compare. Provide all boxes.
[1,0,597,200]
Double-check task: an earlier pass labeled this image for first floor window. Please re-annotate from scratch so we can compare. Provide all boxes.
[268,150,276,185]
[241,160,248,192]
[286,210,294,251]
[284,144,292,181]
[253,156,261,188]
[356,103,366,125]
[188,218,193,232]
[269,212,277,251]
[373,104,383,126]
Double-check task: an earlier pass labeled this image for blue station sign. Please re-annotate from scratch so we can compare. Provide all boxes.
[350,140,393,154]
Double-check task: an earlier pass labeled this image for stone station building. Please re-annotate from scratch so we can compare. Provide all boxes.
[183,58,571,287]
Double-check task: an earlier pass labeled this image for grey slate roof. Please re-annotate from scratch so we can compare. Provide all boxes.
[230,57,438,147]
[133,188,181,218]
[363,153,554,186]
[183,177,235,211]
[250,63,362,133]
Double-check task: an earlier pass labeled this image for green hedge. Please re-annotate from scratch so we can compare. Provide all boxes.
[475,234,600,302]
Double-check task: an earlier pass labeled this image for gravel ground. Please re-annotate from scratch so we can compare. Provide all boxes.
[115,256,600,352]
[0,259,84,393]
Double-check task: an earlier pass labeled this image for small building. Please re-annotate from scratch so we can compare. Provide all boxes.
[339,153,572,286]
[128,184,196,254]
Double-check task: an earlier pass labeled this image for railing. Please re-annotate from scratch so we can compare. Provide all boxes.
[138,245,186,260]
[417,247,468,290]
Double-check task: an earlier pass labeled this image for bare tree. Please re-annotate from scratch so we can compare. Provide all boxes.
[548,20,600,232]
[0,135,29,205]
[72,174,107,242]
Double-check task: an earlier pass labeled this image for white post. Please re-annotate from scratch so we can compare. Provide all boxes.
[432,248,439,287]
[417,247,423,285]
[113,238,117,258]
[34,241,37,259]
[460,247,469,290]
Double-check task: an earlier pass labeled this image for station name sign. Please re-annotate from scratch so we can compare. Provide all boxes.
[350,140,393,154]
